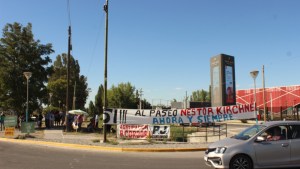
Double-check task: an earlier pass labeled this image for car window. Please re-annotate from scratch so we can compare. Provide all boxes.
[290,125,300,139]
[261,125,287,141]
[234,125,266,140]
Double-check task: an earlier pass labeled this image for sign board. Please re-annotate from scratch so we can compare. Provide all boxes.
[4,116,17,127]
[5,127,15,137]
[21,122,35,133]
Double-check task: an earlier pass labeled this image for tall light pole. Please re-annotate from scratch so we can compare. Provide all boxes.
[23,72,32,123]
[250,70,259,124]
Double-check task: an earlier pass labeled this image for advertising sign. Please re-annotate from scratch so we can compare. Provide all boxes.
[21,122,35,133]
[225,65,234,104]
[5,127,15,137]
[104,103,256,125]
[4,116,17,127]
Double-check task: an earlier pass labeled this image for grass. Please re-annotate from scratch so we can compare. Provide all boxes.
[106,139,119,145]
[92,139,101,143]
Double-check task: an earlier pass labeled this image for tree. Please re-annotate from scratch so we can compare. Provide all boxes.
[107,82,136,108]
[94,84,104,115]
[0,22,53,114]
[87,101,96,117]
[47,53,88,110]
[190,89,209,102]
[142,99,152,109]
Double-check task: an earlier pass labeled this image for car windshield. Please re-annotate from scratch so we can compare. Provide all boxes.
[233,125,266,140]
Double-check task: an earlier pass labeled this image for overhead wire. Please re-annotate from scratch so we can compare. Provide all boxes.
[86,0,105,76]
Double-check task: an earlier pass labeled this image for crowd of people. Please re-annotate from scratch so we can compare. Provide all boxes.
[44,110,66,129]
[0,110,101,133]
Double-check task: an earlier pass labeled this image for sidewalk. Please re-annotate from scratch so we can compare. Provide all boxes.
[0,121,252,152]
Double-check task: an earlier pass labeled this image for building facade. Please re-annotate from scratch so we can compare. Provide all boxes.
[236,85,300,114]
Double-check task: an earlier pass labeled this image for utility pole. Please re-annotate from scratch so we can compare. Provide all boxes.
[139,88,143,109]
[103,0,109,143]
[65,26,72,131]
[72,81,76,110]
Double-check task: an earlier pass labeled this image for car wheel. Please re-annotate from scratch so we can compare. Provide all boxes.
[229,154,253,169]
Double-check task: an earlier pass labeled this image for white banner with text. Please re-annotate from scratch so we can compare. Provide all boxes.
[104,103,256,125]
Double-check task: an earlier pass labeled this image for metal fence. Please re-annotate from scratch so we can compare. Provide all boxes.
[167,123,227,142]
[110,123,228,143]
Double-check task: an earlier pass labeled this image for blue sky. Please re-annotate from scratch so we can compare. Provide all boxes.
[1,0,300,107]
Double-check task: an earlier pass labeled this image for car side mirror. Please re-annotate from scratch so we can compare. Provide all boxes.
[256,136,266,142]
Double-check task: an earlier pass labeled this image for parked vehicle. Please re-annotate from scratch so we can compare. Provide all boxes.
[204,121,300,169]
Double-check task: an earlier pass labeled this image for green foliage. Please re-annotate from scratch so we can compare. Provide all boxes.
[190,89,210,102]
[107,82,137,109]
[47,53,88,110]
[0,22,53,114]
[94,85,104,115]
[88,101,96,117]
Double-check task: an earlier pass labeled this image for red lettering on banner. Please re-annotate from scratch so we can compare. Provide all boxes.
[196,108,201,115]
[208,108,213,115]
[203,108,207,115]
[216,107,222,114]
[250,103,255,111]
[119,124,149,139]
[226,106,232,114]
[245,104,250,112]
[181,109,187,116]
[239,105,245,113]
[191,109,196,116]
[186,109,191,116]
[232,106,238,114]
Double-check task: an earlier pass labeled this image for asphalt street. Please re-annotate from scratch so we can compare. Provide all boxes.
[0,141,210,169]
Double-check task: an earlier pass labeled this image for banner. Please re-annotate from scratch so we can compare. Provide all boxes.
[104,103,256,125]
[150,125,170,139]
[117,124,149,139]
[117,124,170,139]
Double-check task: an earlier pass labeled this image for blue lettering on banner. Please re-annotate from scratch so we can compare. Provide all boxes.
[153,118,159,124]
[172,117,177,123]
[153,114,234,124]
[178,117,184,124]
[159,118,165,124]
[212,115,220,122]
[187,116,193,123]
[197,115,203,123]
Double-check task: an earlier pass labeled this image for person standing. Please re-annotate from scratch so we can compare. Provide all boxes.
[95,114,99,129]
[77,115,83,131]
[38,113,43,129]
[0,112,5,131]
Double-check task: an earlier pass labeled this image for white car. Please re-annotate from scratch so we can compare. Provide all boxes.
[204,121,300,169]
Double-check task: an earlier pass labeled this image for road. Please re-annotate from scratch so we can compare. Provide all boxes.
[0,141,211,169]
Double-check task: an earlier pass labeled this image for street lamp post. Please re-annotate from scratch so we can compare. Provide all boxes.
[23,72,32,123]
[49,93,53,106]
[58,100,61,110]
[250,70,259,124]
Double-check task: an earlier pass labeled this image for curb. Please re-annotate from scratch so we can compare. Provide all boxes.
[0,137,207,152]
